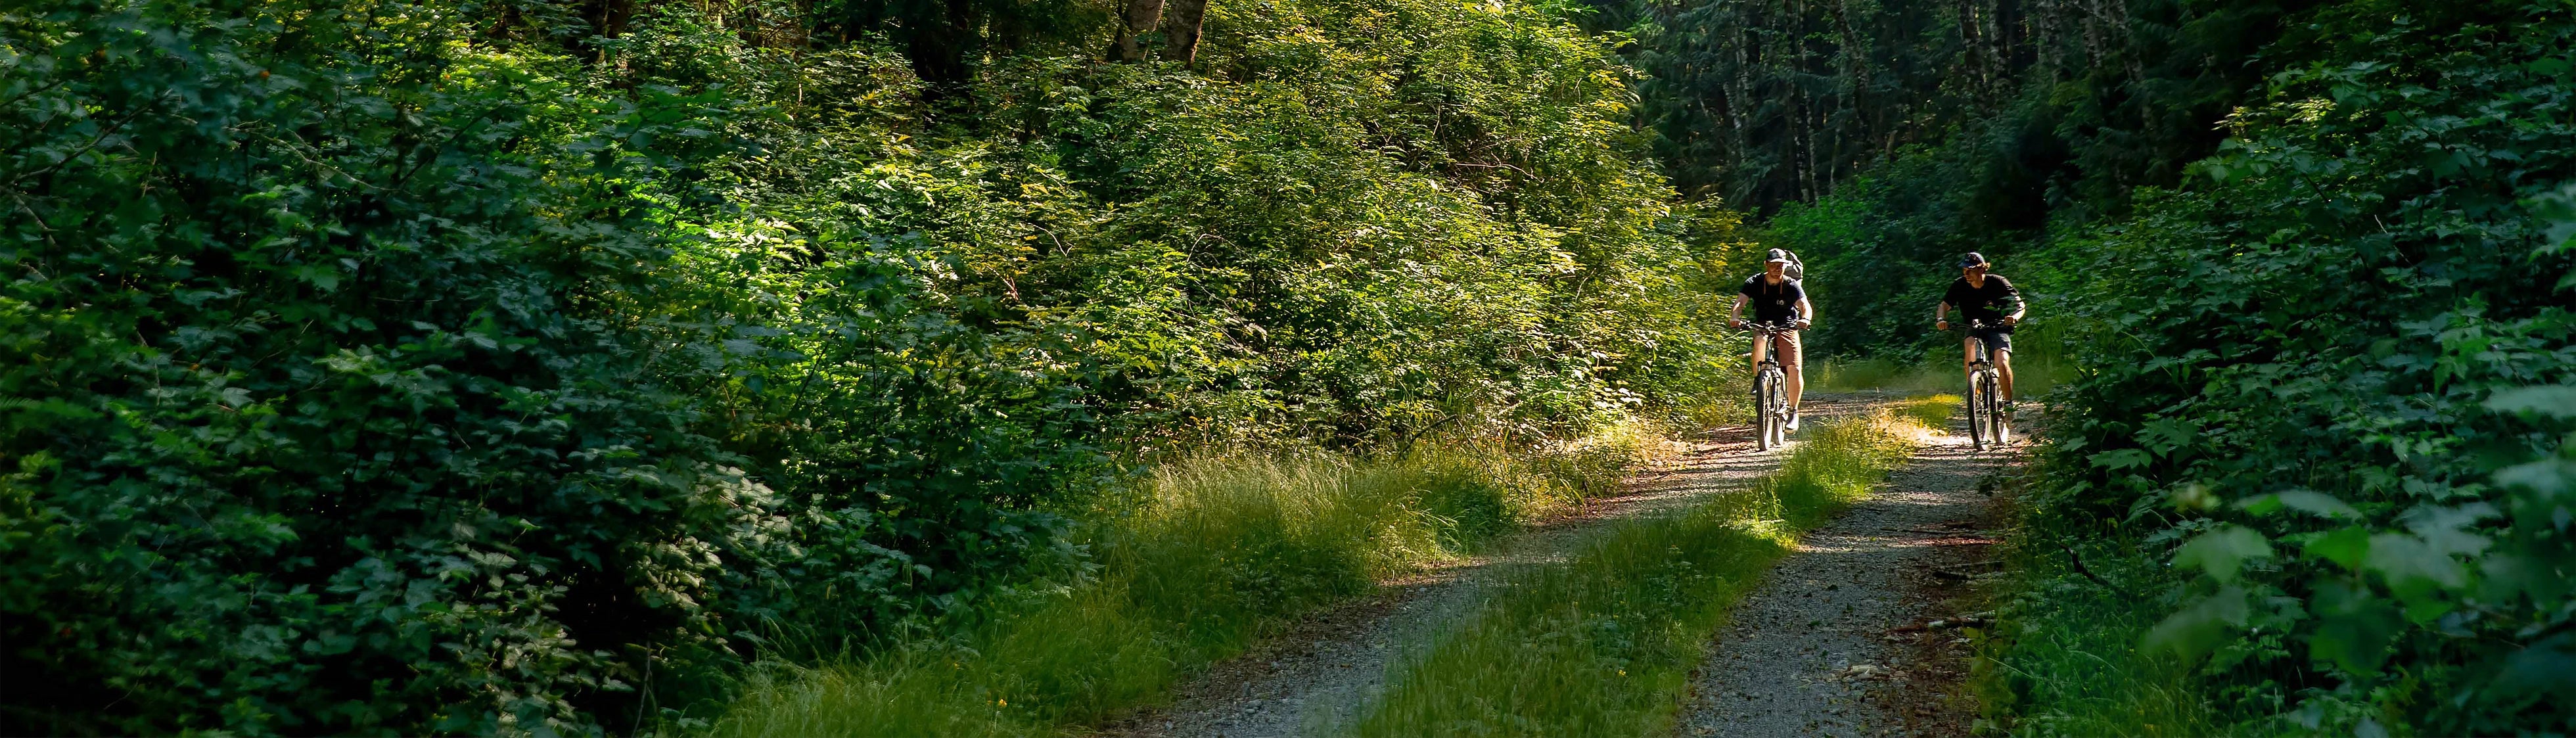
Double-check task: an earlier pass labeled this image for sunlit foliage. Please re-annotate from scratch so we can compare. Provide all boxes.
[0,0,1740,731]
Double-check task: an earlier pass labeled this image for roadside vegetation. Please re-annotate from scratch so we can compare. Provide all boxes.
[1,0,1747,733]
[712,426,1671,737]
[1345,403,1940,736]
[1602,0,2575,731]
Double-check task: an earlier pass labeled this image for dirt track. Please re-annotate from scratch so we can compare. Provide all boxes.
[1108,395,1891,738]
[1674,406,2023,738]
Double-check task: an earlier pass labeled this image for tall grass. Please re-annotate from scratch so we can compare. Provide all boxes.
[1971,478,2235,737]
[1343,410,1930,737]
[1893,393,1962,430]
[1967,543,2226,737]
[708,424,1672,737]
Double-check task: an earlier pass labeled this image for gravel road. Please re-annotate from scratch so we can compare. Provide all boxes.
[1107,394,1894,738]
[1674,407,2023,738]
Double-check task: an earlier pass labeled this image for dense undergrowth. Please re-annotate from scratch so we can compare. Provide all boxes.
[1603,0,2576,731]
[1345,404,1937,736]
[0,0,1747,732]
[1977,7,2576,733]
[712,424,1668,736]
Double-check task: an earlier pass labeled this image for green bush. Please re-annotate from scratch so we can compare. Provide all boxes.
[1987,3,2576,733]
[0,2,745,732]
[1,0,1743,731]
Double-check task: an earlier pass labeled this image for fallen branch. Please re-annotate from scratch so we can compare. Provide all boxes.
[2060,541,2123,593]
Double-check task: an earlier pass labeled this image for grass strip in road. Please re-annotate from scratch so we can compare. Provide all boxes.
[1343,405,1937,737]
[707,423,1669,737]
[1893,393,1962,430]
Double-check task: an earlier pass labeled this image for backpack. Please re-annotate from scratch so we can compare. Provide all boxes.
[1782,250,1805,281]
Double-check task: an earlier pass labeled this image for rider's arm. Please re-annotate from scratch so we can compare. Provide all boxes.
[1728,294,1747,323]
[1796,295,1814,326]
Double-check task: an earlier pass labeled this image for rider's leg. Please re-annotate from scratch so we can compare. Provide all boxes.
[1782,332,1804,411]
[1994,348,2015,402]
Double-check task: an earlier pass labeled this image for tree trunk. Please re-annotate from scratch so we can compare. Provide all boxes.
[2033,0,2063,78]
[1161,0,1209,66]
[1110,0,1166,62]
[909,0,977,95]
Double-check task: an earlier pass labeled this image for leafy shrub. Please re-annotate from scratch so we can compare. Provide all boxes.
[0,2,760,732]
[1991,3,2576,733]
[2,0,1744,731]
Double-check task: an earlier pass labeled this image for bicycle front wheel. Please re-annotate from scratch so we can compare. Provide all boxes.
[1753,369,1776,451]
[1965,373,1988,450]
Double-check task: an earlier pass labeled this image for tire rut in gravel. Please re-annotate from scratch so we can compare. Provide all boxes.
[1107,394,1895,738]
[1674,407,2027,738]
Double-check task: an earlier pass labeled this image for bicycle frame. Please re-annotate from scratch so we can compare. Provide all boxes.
[1953,319,2009,450]
[1747,322,1796,450]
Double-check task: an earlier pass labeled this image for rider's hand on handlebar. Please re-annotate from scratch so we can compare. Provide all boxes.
[1935,319,1950,331]
[1730,318,1745,329]
[1794,319,1811,330]
[2002,316,2019,327]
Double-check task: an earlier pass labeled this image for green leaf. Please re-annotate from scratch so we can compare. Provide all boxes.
[2172,524,2274,583]
[2485,384,2576,418]
[2493,457,2575,498]
[2090,448,2152,471]
[2144,585,2250,660]
[2136,417,2198,457]
[2237,488,2360,519]
[2362,533,2466,602]
[2308,581,2402,675]
[2303,526,2372,570]
[2400,503,2496,558]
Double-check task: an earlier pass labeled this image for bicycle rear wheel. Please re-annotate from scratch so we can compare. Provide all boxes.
[1994,391,2013,446]
[1981,373,2008,446]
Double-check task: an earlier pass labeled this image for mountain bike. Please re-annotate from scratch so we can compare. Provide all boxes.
[1950,319,2010,451]
[1747,321,1798,451]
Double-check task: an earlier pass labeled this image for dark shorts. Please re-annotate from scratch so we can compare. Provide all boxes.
[1967,328,2012,355]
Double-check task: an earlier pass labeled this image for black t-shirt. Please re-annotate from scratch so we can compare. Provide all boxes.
[1740,275,1806,325]
[1942,274,2021,328]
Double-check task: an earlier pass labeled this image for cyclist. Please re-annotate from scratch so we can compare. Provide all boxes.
[1933,252,2025,412]
[1729,248,1813,430]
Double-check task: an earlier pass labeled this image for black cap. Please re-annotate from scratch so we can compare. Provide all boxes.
[1958,252,1989,268]
[1765,248,1792,264]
